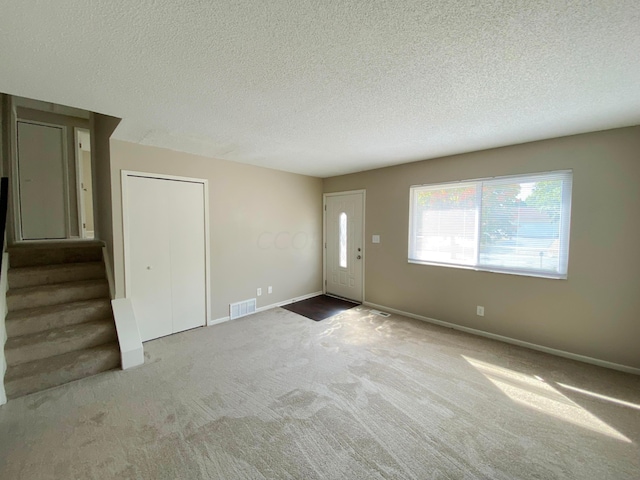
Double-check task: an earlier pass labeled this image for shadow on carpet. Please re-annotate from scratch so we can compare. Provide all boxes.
[281,295,360,321]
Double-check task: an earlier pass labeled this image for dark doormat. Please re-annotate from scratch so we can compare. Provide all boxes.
[281,295,360,321]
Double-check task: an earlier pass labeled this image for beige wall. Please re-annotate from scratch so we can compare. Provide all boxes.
[324,126,640,368]
[90,113,121,274]
[109,140,323,320]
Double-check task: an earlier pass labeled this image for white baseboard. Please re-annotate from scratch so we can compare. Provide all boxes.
[208,316,231,326]
[256,290,323,313]
[363,301,640,376]
[207,291,323,327]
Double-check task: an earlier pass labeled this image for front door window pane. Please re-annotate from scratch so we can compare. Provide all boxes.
[339,212,347,268]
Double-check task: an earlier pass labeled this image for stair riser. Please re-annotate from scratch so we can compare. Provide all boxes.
[5,323,117,366]
[6,301,113,337]
[5,345,120,399]
[7,283,109,311]
[8,264,106,289]
[9,248,103,268]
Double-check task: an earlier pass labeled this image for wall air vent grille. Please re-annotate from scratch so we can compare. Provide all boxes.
[230,298,257,320]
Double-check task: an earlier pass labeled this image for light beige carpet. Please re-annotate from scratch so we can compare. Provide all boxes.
[1,306,639,479]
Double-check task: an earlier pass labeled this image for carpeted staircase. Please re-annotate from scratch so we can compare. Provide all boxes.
[3,242,120,399]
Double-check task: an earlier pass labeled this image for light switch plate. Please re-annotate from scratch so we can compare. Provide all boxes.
[372,235,380,244]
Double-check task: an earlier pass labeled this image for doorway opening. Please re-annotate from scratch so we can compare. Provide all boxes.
[75,128,94,239]
[9,95,94,242]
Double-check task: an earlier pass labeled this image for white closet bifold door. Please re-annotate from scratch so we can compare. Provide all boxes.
[168,180,206,334]
[126,175,207,342]
[127,176,173,341]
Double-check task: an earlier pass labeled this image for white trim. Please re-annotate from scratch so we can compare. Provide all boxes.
[208,316,231,327]
[322,197,326,295]
[207,291,323,327]
[363,301,640,376]
[74,127,91,239]
[324,189,368,197]
[8,97,19,243]
[256,290,323,313]
[323,190,366,303]
[74,128,85,238]
[121,169,212,325]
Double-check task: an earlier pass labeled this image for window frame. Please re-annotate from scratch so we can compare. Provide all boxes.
[408,170,573,280]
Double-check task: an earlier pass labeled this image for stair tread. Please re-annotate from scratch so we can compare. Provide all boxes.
[5,343,120,398]
[9,261,104,274]
[6,298,111,321]
[8,278,108,296]
[8,262,106,289]
[5,319,116,351]
[5,342,119,381]
[8,240,105,251]
[8,243,104,268]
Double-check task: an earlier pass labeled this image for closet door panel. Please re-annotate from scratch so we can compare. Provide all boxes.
[127,176,173,341]
[168,180,206,333]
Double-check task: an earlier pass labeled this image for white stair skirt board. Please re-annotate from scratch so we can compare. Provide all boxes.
[364,301,640,376]
[209,291,323,326]
[111,298,144,370]
[0,252,10,405]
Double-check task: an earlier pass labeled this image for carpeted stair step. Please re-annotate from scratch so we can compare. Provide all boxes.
[5,298,113,337]
[4,320,118,366]
[7,279,109,311]
[8,242,103,268]
[4,343,120,400]
[8,262,106,289]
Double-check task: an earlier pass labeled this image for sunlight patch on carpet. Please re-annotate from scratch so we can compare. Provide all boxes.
[462,356,631,443]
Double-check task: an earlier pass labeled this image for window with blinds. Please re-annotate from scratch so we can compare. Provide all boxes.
[409,170,573,279]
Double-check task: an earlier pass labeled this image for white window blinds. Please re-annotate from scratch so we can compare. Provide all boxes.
[409,170,573,279]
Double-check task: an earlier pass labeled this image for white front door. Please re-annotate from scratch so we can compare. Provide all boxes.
[125,175,207,342]
[17,121,67,239]
[325,192,364,302]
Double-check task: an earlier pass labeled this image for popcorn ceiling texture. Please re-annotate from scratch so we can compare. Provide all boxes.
[0,1,639,177]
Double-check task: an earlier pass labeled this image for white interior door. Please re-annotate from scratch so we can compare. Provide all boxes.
[127,176,173,341]
[325,192,364,302]
[125,175,207,342]
[17,121,67,239]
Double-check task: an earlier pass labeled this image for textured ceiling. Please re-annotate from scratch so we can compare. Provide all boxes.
[1,1,639,177]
